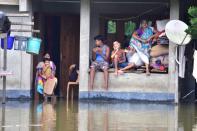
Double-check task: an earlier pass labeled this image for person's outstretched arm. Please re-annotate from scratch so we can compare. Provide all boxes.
[132,31,147,43]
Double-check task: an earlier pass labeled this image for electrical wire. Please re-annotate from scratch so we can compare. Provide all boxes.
[99,5,167,21]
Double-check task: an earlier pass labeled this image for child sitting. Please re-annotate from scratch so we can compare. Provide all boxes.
[118,46,143,74]
[111,41,128,75]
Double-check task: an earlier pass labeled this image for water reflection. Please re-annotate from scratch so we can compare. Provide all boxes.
[178,104,196,131]
[79,102,177,131]
[0,100,196,131]
[38,102,56,131]
[0,101,32,131]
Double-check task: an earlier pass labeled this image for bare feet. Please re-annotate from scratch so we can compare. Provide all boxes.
[146,71,150,76]
[115,69,118,76]
[104,85,108,91]
[89,85,93,91]
[118,70,124,75]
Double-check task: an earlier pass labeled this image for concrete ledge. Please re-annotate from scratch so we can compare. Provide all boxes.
[0,90,31,99]
[92,72,171,93]
[79,91,174,102]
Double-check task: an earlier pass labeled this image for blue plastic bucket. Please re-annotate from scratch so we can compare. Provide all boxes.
[26,37,42,55]
[1,36,14,50]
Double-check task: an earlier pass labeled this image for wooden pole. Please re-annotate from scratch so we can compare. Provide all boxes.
[2,34,7,104]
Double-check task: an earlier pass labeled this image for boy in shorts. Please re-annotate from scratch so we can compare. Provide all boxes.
[89,35,110,90]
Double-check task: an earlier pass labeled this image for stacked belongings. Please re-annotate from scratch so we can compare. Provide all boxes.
[150,19,169,73]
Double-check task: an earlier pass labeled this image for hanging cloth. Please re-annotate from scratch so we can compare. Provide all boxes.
[178,46,186,78]
[193,50,197,82]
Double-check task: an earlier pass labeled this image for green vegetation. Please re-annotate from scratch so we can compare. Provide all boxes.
[107,20,116,34]
[186,6,197,39]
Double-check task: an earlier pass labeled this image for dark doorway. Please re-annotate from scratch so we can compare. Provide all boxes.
[44,15,61,96]
[32,14,80,100]
[59,15,80,97]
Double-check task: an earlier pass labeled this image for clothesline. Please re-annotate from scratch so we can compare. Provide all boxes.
[100,5,165,21]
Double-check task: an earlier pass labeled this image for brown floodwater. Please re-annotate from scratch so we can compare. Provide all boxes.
[0,100,196,131]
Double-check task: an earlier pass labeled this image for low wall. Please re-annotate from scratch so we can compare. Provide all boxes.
[79,72,174,101]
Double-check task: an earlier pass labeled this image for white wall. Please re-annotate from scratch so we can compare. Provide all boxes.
[0,0,18,5]
[0,4,33,98]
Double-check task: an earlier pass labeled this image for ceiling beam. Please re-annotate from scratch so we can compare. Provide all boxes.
[42,0,168,4]
[42,0,80,3]
[94,1,168,5]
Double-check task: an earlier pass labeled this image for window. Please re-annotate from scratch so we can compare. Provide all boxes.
[124,21,136,37]
[107,20,116,34]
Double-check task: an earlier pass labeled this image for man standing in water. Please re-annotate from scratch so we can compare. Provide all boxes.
[89,35,110,90]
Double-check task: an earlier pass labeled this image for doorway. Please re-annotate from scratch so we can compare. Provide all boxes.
[33,14,80,100]
[59,15,80,97]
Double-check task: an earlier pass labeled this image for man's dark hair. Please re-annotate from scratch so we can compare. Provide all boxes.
[94,35,106,43]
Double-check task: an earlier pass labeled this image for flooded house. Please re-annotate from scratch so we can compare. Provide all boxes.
[0,0,196,103]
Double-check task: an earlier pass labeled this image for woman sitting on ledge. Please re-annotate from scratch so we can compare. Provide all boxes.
[126,20,155,76]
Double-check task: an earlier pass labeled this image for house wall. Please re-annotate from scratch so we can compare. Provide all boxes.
[0,1,33,98]
[79,0,91,91]
[79,0,179,102]
[0,0,181,101]
[169,0,179,103]
[0,0,18,5]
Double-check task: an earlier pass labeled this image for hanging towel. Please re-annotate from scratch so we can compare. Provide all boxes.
[178,46,186,78]
[193,50,197,82]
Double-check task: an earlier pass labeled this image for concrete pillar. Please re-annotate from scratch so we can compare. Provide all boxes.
[19,0,30,12]
[90,8,99,58]
[174,106,178,131]
[79,0,90,92]
[169,0,179,103]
